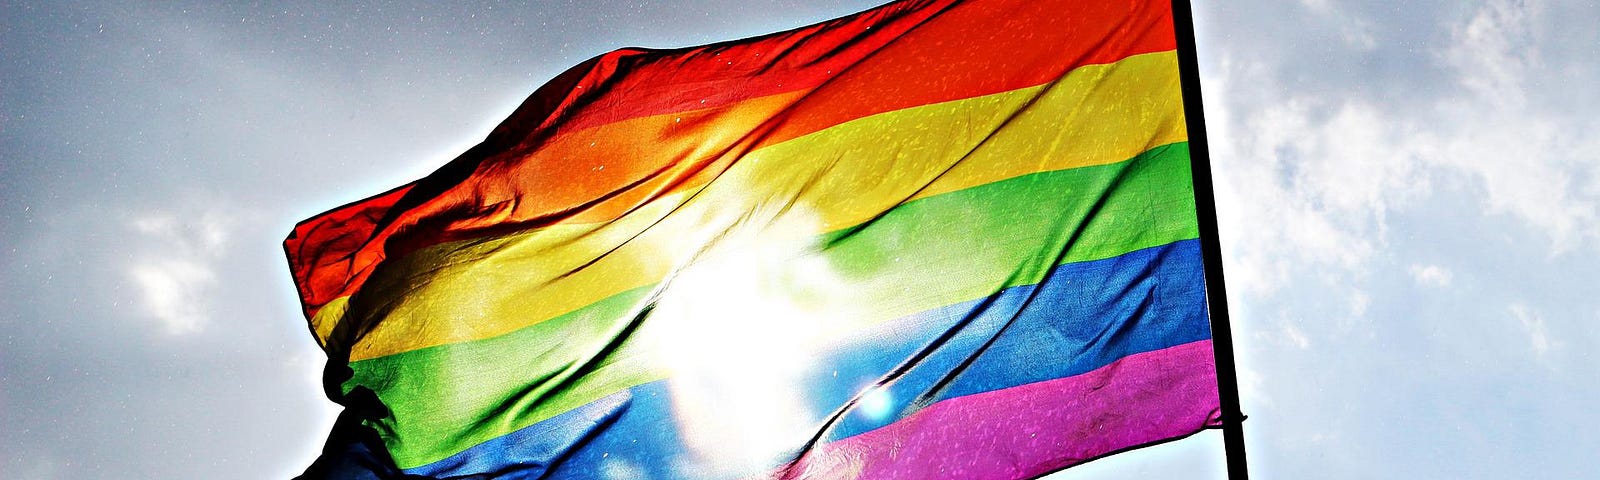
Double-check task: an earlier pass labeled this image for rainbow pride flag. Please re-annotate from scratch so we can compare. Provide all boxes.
[287,0,1224,478]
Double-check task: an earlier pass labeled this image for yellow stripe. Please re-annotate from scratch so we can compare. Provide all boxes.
[310,295,346,349]
[333,51,1187,361]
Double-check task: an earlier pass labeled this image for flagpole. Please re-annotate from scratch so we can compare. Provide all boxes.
[1169,1,1250,479]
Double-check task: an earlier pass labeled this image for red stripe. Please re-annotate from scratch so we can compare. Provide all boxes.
[502,0,957,138]
[285,185,411,320]
[286,0,1177,320]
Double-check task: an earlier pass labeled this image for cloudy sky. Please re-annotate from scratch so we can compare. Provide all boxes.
[3,0,1598,478]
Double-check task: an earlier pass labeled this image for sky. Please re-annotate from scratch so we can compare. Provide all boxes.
[2,0,1598,478]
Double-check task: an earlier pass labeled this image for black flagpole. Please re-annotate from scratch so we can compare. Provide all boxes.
[1169,1,1250,478]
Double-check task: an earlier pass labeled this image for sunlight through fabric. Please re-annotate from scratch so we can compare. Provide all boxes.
[648,208,855,476]
[284,0,1224,478]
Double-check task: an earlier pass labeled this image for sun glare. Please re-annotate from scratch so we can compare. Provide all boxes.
[646,205,856,475]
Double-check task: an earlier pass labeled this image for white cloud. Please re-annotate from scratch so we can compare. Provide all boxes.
[1253,314,1312,351]
[1281,322,1311,350]
[1433,0,1600,252]
[1210,0,1598,309]
[1407,264,1453,287]
[128,258,215,334]
[1443,0,1537,109]
[131,210,234,255]
[1509,303,1556,359]
[1348,290,1371,318]
[124,207,240,335]
[1194,1,1600,475]
[1297,0,1377,50]
[1208,67,1428,299]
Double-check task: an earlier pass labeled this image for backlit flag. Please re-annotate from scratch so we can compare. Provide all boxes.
[286,0,1226,478]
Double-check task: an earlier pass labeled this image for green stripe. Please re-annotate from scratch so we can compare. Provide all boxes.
[351,142,1199,467]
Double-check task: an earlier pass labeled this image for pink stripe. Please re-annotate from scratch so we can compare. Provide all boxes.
[769,341,1222,480]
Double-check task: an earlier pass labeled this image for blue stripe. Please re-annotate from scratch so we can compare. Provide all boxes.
[406,239,1210,479]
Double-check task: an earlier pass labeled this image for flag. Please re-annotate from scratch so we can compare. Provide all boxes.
[286,0,1224,478]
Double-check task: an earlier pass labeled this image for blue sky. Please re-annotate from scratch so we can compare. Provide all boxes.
[3,1,1597,478]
